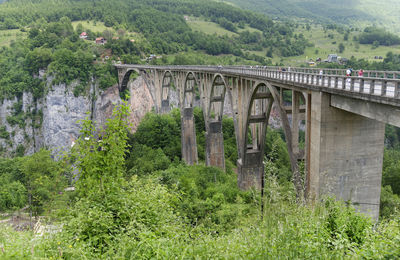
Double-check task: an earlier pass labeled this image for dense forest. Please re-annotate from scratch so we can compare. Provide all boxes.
[226,0,371,25]
[0,0,400,258]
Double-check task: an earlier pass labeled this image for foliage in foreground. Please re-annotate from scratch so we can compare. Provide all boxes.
[0,175,399,259]
[1,104,400,259]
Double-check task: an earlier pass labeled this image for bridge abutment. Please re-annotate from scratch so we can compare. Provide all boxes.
[308,92,385,220]
[205,121,225,170]
[181,107,198,165]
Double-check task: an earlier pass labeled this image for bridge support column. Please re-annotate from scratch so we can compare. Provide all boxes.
[181,108,198,165]
[205,121,225,170]
[237,155,264,190]
[308,92,385,220]
[161,100,170,114]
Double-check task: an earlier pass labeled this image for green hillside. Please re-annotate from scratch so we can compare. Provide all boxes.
[274,24,400,66]
[224,0,400,32]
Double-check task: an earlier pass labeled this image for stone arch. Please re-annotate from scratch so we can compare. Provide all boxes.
[205,73,227,169]
[161,70,175,113]
[238,81,274,190]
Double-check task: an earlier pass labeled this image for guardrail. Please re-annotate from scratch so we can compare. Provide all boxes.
[115,65,400,100]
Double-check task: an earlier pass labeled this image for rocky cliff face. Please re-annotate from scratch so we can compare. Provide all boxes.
[0,76,153,157]
[0,75,283,157]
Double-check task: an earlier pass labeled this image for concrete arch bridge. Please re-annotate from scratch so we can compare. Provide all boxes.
[116,64,400,219]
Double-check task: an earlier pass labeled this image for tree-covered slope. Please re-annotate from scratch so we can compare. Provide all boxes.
[0,0,314,102]
[225,0,400,31]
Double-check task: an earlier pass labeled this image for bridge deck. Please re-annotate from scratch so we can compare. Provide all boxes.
[116,65,400,107]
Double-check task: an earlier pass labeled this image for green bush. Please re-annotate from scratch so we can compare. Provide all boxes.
[129,111,181,161]
[0,181,26,211]
[324,198,372,250]
[159,164,252,232]
[380,185,400,218]
[63,176,183,255]
[126,144,170,177]
[20,149,65,216]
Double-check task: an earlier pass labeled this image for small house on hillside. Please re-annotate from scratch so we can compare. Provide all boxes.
[79,32,88,39]
[95,37,107,45]
[324,54,338,63]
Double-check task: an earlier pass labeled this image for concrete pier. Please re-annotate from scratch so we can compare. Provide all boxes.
[205,121,225,170]
[308,92,385,219]
[181,107,198,165]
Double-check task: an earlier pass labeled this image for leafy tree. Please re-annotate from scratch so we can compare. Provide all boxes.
[0,157,26,211]
[359,27,400,46]
[129,111,181,160]
[344,32,349,41]
[20,149,64,216]
[338,43,345,53]
[380,185,400,218]
[266,48,273,58]
[25,48,53,74]
[71,101,130,197]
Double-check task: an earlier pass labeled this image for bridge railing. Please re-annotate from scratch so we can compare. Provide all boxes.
[115,64,400,100]
[222,66,400,99]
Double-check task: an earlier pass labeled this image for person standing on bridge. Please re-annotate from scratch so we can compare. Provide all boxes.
[346,68,352,83]
[358,69,364,77]
[346,68,351,77]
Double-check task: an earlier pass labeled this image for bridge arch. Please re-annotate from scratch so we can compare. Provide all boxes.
[207,73,227,122]
[183,71,200,108]
[205,73,227,169]
[119,68,140,98]
[238,81,274,190]
[161,70,175,114]
[180,71,200,165]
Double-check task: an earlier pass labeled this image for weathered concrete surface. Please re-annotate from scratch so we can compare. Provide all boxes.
[237,159,263,190]
[181,107,198,165]
[309,92,385,220]
[205,121,225,170]
[331,94,400,128]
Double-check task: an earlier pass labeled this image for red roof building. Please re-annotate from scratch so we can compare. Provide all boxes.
[95,37,107,45]
[79,32,88,39]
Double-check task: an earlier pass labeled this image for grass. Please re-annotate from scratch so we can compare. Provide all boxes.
[223,0,400,33]
[185,17,400,67]
[71,20,110,33]
[0,29,27,47]
[187,17,238,37]
[187,16,262,37]
[71,20,142,41]
[271,24,400,66]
